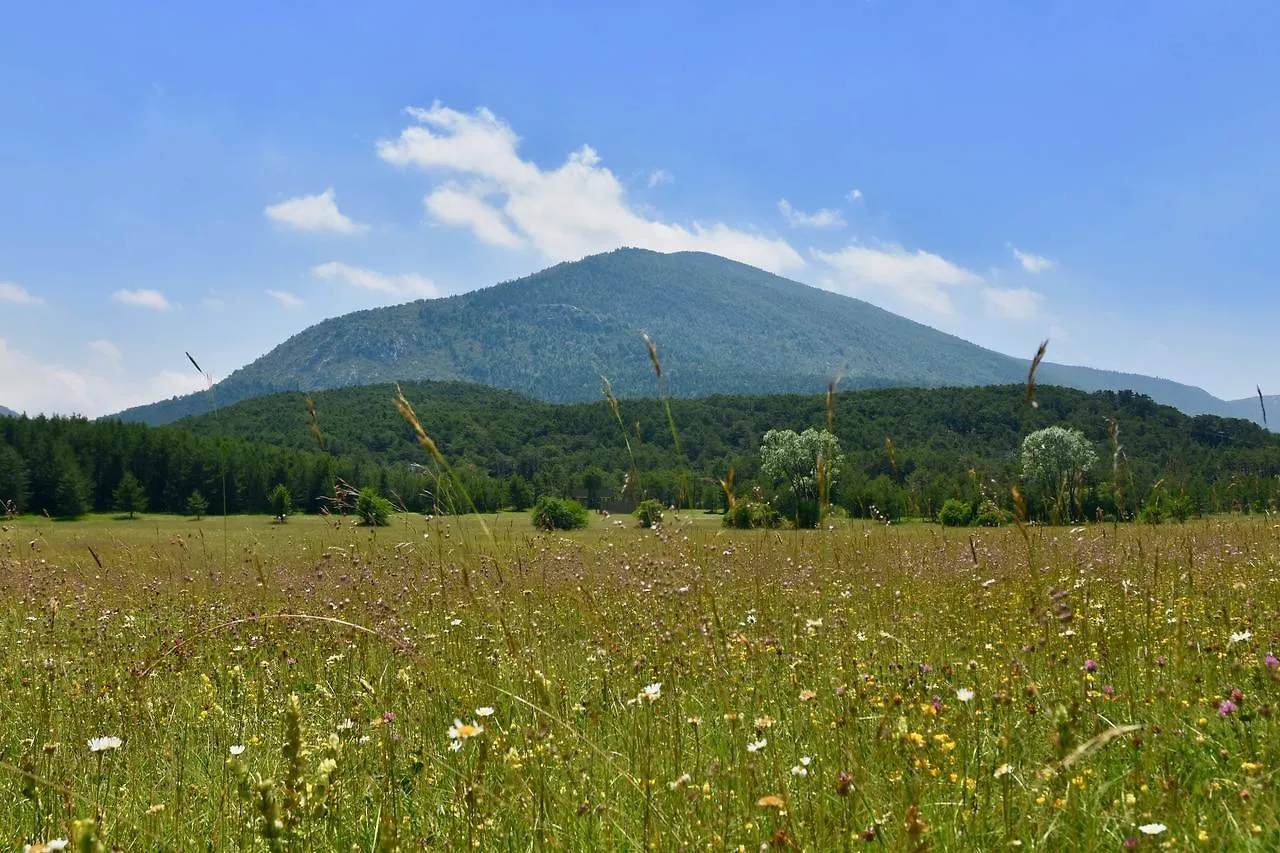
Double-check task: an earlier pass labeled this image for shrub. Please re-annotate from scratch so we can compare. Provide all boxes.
[974,500,1006,528]
[723,501,780,529]
[269,483,293,521]
[356,487,394,526]
[937,498,972,527]
[531,497,589,531]
[635,499,664,528]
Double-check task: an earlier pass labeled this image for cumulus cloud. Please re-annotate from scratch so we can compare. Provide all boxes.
[647,169,673,187]
[778,199,845,229]
[88,339,122,365]
[264,188,369,234]
[425,184,524,247]
[847,188,863,201]
[376,103,803,274]
[1010,245,1055,274]
[813,242,983,315]
[267,290,303,309]
[111,288,170,310]
[0,281,40,305]
[311,261,440,299]
[983,286,1045,321]
[0,338,206,417]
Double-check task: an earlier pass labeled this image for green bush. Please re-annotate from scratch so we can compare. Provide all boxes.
[723,501,780,529]
[973,500,1006,527]
[531,497,589,531]
[269,483,293,521]
[635,498,664,528]
[356,487,394,526]
[937,498,972,527]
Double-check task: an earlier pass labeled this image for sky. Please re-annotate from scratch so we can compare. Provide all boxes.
[2,1,1278,417]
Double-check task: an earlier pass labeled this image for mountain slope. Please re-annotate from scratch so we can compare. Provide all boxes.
[112,248,1257,425]
[0,405,16,417]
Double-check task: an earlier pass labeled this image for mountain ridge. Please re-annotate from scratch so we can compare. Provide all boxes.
[111,248,1267,427]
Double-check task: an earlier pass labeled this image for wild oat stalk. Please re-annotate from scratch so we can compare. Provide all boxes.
[1025,339,1048,408]
[602,376,640,503]
[186,351,227,571]
[392,385,491,541]
[643,333,689,508]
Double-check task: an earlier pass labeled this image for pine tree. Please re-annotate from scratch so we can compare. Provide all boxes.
[53,460,91,519]
[269,483,293,521]
[186,489,209,520]
[113,470,148,519]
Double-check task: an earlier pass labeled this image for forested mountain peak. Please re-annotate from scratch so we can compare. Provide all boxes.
[110,248,1264,427]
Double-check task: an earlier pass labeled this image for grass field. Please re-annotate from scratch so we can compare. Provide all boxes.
[1,511,1278,850]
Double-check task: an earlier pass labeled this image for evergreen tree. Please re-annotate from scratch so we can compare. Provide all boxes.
[53,459,91,519]
[113,470,148,519]
[186,489,209,520]
[0,442,29,514]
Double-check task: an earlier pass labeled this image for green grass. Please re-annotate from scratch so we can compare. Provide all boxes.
[1,512,1277,850]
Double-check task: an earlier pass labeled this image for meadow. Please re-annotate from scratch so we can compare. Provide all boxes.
[1,511,1278,850]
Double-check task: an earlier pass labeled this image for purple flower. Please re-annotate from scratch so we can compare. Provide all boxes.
[1266,654,1278,670]
[919,663,933,674]
[1083,659,1098,673]
[383,711,397,723]
[1102,685,1114,696]
[1218,699,1237,717]
[1122,837,1139,849]
[1156,656,1167,667]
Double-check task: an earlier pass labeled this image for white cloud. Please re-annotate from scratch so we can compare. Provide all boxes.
[0,338,207,418]
[264,188,369,235]
[813,242,983,315]
[377,103,803,274]
[1010,245,1055,274]
[88,339,122,365]
[847,188,863,201]
[111,288,170,310]
[425,184,524,248]
[201,296,226,310]
[0,281,40,305]
[311,261,440,299]
[778,199,845,229]
[267,289,303,309]
[648,169,673,188]
[983,286,1045,321]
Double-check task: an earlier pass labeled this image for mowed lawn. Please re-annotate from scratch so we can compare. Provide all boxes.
[1,512,1277,850]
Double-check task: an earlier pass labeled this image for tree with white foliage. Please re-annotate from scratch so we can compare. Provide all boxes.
[760,428,844,527]
[1020,426,1098,522]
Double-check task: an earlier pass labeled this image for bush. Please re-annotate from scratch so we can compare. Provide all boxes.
[973,500,1006,528]
[723,501,780,529]
[937,498,972,527]
[356,487,394,526]
[635,499,664,528]
[269,483,293,521]
[531,497,589,531]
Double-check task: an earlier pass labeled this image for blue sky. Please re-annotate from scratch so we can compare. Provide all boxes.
[2,1,1278,416]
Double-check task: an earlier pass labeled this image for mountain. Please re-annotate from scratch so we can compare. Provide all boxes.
[112,248,1262,426]
[0,405,16,417]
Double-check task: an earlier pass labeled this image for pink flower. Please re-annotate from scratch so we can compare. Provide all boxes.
[1083,659,1097,673]
[1218,699,1237,717]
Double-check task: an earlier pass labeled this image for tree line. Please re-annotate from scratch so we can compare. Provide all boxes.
[168,380,1280,523]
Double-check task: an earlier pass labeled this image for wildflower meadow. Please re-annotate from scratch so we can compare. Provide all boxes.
[1,511,1277,850]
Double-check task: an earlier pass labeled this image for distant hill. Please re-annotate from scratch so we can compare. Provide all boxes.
[0,405,16,417]
[112,248,1265,426]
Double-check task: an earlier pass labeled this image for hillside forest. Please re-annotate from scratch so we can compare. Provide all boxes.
[3,381,1278,524]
